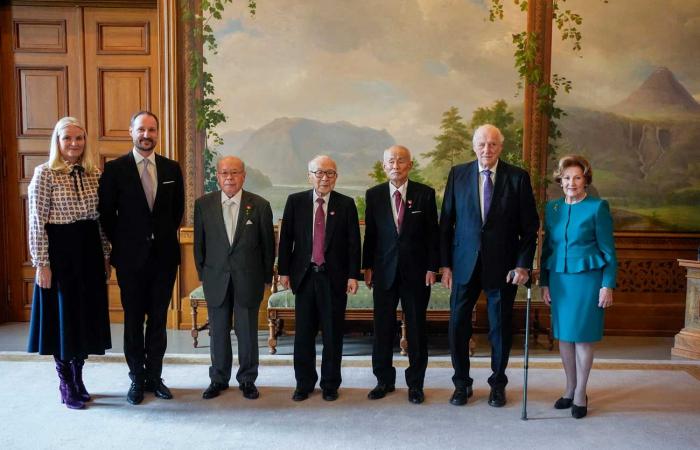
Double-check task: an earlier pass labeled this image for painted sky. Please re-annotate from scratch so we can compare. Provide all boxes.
[208,0,700,154]
[551,0,700,108]
[208,0,525,154]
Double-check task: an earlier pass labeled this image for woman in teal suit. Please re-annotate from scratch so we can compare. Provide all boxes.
[540,155,617,419]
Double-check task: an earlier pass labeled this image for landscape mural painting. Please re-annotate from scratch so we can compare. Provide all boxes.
[549,0,700,232]
[206,0,526,219]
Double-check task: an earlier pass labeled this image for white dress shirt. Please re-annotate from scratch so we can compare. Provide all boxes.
[312,190,330,239]
[221,189,243,245]
[477,160,498,222]
[132,149,158,198]
[389,180,408,229]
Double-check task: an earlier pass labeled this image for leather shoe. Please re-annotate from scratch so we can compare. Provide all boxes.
[322,388,338,401]
[488,386,506,407]
[127,382,144,405]
[449,386,473,406]
[554,397,573,409]
[408,387,425,404]
[202,382,229,399]
[292,389,309,402]
[239,382,260,400]
[145,378,173,399]
[367,383,395,400]
[572,396,588,419]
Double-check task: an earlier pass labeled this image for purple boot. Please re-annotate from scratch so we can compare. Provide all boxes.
[55,357,85,409]
[71,358,91,402]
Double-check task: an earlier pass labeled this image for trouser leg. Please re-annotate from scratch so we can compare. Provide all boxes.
[401,281,429,389]
[371,283,400,386]
[234,302,260,385]
[293,274,319,392]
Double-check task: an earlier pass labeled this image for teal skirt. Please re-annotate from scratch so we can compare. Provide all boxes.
[549,269,604,343]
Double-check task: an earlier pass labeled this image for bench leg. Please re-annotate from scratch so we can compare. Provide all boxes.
[267,317,278,354]
[190,299,199,348]
[400,315,408,356]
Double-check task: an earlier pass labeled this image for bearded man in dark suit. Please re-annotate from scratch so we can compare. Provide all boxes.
[362,145,439,404]
[440,124,539,408]
[277,155,361,402]
[99,111,184,405]
[193,156,274,400]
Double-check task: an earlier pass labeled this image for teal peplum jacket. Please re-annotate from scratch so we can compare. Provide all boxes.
[539,196,617,288]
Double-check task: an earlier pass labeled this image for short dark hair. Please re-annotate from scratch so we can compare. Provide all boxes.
[130,110,159,129]
[553,155,593,185]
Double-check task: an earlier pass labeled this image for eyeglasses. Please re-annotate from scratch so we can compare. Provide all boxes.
[218,171,244,178]
[309,170,337,179]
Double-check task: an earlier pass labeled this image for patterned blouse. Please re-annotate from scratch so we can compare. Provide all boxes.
[28,162,110,267]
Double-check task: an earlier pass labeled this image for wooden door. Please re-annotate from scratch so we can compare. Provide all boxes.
[0,4,159,322]
[83,7,160,323]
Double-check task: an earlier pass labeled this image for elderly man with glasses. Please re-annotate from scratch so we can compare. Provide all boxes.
[278,155,361,402]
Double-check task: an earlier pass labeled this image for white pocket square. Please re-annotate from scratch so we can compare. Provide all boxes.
[162,180,175,184]
[246,220,253,225]
[411,210,422,214]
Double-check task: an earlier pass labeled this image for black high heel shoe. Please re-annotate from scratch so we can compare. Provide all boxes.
[571,396,588,419]
[554,397,573,409]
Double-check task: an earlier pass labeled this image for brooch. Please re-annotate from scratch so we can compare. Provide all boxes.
[245,205,253,217]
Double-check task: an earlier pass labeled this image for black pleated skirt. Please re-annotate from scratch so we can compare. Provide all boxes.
[27,219,112,359]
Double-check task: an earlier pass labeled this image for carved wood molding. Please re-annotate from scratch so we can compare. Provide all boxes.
[617,259,687,293]
[180,0,199,226]
[9,1,157,7]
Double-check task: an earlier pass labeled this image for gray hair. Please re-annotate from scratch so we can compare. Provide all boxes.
[216,155,246,172]
[472,124,505,147]
[383,145,412,161]
[308,154,337,172]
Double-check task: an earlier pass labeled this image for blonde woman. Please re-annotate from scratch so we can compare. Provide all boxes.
[27,117,112,409]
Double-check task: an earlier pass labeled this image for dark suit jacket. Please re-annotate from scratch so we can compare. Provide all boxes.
[277,189,361,296]
[193,189,275,308]
[98,151,184,270]
[362,181,439,291]
[439,159,539,289]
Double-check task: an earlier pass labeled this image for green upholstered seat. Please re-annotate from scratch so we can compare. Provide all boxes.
[267,283,453,310]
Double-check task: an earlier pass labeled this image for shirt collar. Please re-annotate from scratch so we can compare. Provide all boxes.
[313,190,330,204]
[389,180,408,197]
[133,149,156,166]
[221,189,243,205]
[478,159,499,175]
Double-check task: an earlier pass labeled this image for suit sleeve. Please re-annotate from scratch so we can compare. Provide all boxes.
[538,203,552,287]
[439,167,457,268]
[98,161,118,243]
[515,170,540,269]
[260,199,275,283]
[361,189,376,270]
[426,187,440,272]
[277,195,295,277]
[172,162,185,228]
[347,198,361,279]
[595,200,617,289]
[193,199,205,281]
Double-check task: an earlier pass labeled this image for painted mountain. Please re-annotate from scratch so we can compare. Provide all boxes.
[552,67,700,231]
[221,118,395,184]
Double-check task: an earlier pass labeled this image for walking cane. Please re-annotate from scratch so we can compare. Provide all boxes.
[521,273,533,421]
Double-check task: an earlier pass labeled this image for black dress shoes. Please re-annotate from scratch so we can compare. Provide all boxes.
[322,388,339,401]
[202,382,229,399]
[572,396,588,419]
[554,397,573,409]
[488,387,506,407]
[239,382,260,400]
[367,383,395,400]
[145,378,173,399]
[449,386,473,406]
[127,382,144,405]
[408,388,425,404]
[292,389,309,402]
